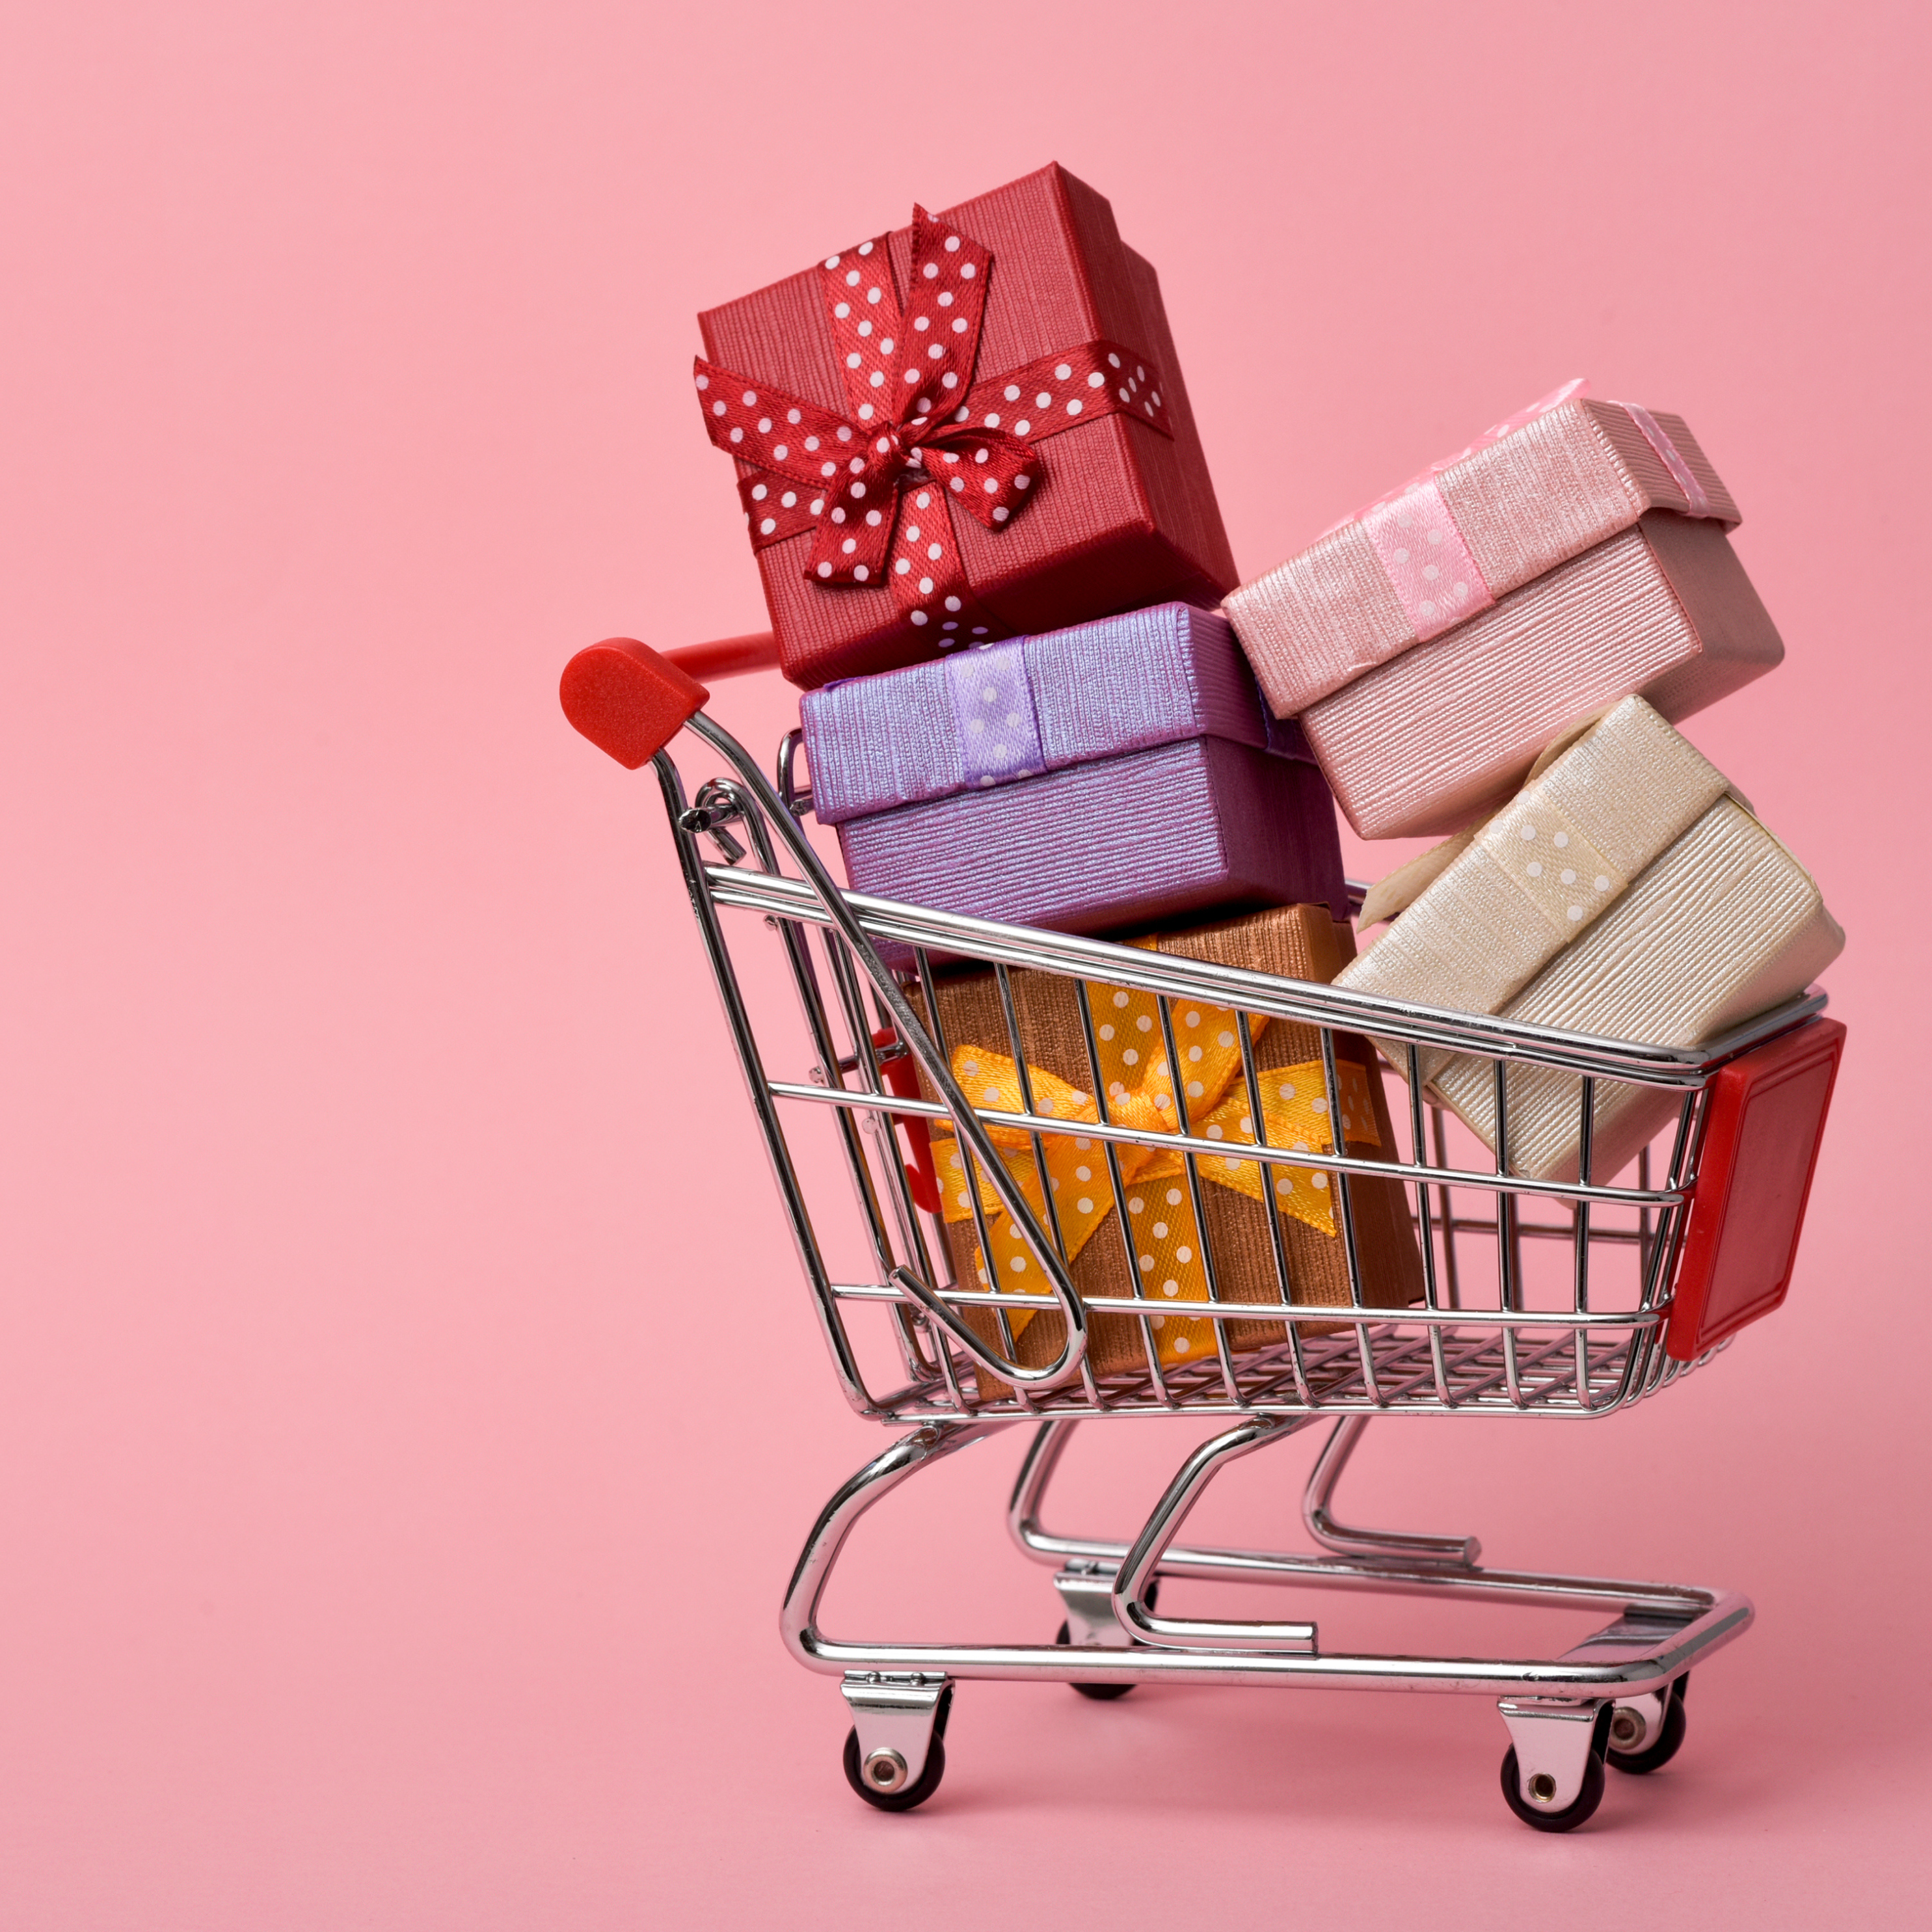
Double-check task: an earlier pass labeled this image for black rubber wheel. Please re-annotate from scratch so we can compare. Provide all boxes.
[840,1685,952,1812]
[1056,1579,1159,1700]
[1499,1712,1609,1833]
[1056,1622,1136,1699]
[1607,1674,1689,1776]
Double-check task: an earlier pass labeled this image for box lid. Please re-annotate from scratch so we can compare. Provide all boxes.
[1425,802,1844,1182]
[1296,511,1782,842]
[1226,381,1742,720]
[801,603,1311,824]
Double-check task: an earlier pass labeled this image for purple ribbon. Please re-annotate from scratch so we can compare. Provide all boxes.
[944,641,1045,791]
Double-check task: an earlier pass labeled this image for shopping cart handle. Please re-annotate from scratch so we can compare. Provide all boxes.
[561,631,783,768]
[559,637,711,768]
[665,631,781,681]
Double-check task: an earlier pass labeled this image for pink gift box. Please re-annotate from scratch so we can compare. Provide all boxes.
[1224,384,1784,839]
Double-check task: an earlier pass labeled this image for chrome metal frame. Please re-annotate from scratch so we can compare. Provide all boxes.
[633,708,1821,1818]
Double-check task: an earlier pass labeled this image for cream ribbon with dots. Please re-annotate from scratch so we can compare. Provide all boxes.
[1474,798,1627,933]
[1341,695,1738,1096]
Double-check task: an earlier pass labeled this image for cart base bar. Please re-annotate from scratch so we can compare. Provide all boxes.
[784,1416,1751,1698]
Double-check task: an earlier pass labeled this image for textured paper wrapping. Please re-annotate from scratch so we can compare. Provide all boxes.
[1226,394,1740,721]
[699,165,1237,690]
[801,604,1299,824]
[1298,512,1784,838]
[840,737,1348,965]
[915,906,1423,1397]
[1346,699,1733,1085]
[1339,700,1844,1182]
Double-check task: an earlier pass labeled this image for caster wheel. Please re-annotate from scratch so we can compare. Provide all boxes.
[1056,1579,1158,1700]
[1499,1724,1608,1834]
[1056,1622,1135,1699]
[1607,1674,1689,1775]
[841,1687,951,1812]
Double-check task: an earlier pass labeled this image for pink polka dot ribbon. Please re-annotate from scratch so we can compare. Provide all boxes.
[1359,482,1491,643]
[1617,401,1715,518]
[1321,378,1590,641]
[695,206,1173,643]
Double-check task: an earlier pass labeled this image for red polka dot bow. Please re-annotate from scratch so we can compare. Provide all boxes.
[695,207,1172,640]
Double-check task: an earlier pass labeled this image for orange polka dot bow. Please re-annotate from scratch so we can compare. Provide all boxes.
[930,959,1379,1369]
[695,206,1172,645]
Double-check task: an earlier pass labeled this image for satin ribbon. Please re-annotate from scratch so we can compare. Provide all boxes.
[930,954,1378,1369]
[1323,379,1718,645]
[1619,401,1715,518]
[696,206,1172,647]
[1358,481,1492,643]
[944,639,1044,789]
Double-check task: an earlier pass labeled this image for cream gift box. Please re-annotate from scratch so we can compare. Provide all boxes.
[1335,697,1844,1183]
[1223,382,1784,839]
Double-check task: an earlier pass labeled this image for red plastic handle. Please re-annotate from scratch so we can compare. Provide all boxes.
[559,637,710,768]
[666,631,780,680]
[559,630,781,768]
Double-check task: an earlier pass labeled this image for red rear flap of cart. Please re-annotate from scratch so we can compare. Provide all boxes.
[1666,1017,1845,1362]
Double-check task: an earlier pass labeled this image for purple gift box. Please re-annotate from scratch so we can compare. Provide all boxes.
[799,604,1348,951]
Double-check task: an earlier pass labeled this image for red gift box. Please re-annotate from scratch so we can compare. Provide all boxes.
[695,165,1237,690]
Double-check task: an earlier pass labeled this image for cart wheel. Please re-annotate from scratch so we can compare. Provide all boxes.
[1607,1674,1689,1775]
[1055,1623,1136,1700]
[840,1685,952,1813]
[1056,1579,1158,1700]
[1499,1740,1607,1832]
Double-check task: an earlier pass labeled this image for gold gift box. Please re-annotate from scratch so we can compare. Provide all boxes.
[914,905,1425,1395]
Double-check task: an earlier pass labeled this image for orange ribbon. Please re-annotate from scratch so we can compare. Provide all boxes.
[931,956,1378,1370]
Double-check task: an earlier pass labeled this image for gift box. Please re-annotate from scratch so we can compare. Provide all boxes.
[1223,382,1784,839]
[805,606,1348,952]
[913,905,1425,1394]
[1337,697,1844,1182]
[695,164,1237,690]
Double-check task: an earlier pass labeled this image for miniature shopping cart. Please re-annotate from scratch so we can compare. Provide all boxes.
[559,630,1844,1832]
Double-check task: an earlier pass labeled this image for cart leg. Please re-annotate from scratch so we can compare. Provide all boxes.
[1303,1417,1481,1566]
[1497,1698,1612,1831]
[1055,1560,1132,1650]
[1006,1417,1080,1561]
[1114,1414,1324,1651]
[783,1418,1011,1810]
[1049,1558,1163,1701]
[783,1417,1013,1670]
[1010,1421,1153,1675]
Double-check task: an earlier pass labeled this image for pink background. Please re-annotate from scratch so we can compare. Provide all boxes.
[4,1,1928,1924]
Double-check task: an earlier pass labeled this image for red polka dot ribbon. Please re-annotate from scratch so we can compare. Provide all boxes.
[695,206,1172,643]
